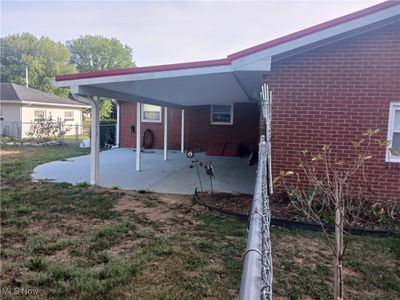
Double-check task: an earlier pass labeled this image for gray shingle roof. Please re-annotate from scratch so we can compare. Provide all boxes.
[0,83,86,107]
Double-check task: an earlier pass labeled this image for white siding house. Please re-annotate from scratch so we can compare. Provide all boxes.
[0,83,88,138]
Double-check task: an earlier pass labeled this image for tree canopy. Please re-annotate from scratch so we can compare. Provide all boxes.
[66,35,136,119]
[0,33,77,96]
[66,35,135,72]
[1,33,136,118]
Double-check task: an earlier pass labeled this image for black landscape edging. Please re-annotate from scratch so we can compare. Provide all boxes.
[193,190,398,237]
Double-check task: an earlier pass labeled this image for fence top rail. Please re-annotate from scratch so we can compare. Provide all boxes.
[239,137,272,300]
[240,83,273,300]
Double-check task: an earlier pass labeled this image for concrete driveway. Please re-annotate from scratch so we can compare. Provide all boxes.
[32,148,256,194]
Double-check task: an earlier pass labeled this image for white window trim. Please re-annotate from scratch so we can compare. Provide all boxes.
[141,104,162,123]
[34,109,46,120]
[210,104,234,125]
[64,111,74,121]
[386,102,400,163]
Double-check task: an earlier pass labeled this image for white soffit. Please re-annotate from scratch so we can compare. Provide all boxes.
[77,72,258,106]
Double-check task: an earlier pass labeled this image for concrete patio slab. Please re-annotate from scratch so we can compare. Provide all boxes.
[32,148,256,194]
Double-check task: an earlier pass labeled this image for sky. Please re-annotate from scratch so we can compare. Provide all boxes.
[1,0,384,67]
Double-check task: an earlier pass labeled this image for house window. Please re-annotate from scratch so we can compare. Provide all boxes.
[387,102,400,162]
[141,104,162,122]
[34,110,45,120]
[64,111,74,120]
[210,104,233,125]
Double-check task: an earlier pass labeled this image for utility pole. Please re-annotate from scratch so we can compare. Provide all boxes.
[25,67,29,88]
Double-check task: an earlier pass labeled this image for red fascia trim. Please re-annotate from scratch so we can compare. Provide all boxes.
[56,58,230,81]
[56,1,398,82]
[228,1,398,60]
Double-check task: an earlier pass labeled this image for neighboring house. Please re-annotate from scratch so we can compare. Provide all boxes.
[0,83,88,138]
[55,1,400,200]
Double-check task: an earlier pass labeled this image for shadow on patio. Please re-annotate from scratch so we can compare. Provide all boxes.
[32,148,257,194]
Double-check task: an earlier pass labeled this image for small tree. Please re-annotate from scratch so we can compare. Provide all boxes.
[100,98,114,120]
[274,129,398,300]
[26,113,71,141]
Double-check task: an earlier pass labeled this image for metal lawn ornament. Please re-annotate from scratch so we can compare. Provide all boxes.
[187,150,203,192]
[204,161,214,193]
[186,150,194,159]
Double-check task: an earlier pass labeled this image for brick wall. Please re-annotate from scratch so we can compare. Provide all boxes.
[119,101,260,151]
[265,22,400,201]
[119,102,182,149]
[186,103,260,151]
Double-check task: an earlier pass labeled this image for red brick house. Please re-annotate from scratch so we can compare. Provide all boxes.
[119,102,259,151]
[56,1,399,199]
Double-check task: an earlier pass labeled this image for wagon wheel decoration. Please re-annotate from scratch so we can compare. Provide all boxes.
[142,128,154,149]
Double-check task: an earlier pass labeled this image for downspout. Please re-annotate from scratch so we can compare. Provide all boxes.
[70,92,100,185]
[111,99,120,148]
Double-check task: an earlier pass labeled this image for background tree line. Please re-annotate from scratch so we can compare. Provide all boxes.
[0,33,136,119]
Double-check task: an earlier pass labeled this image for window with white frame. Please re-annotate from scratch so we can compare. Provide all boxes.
[210,104,233,125]
[64,111,74,120]
[141,104,162,122]
[34,110,45,120]
[387,102,400,162]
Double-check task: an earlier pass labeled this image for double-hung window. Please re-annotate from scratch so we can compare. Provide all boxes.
[210,104,234,125]
[387,102,400,162]
[141,104,162,122]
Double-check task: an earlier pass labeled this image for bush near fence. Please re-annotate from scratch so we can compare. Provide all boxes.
[0,120,116,148]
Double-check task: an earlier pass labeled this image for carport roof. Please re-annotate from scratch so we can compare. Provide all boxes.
[55,1,399,107]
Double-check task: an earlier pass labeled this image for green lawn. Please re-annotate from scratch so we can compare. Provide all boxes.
[0,146,399,299]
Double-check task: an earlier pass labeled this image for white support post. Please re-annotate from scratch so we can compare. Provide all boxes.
[69,89,99,185]
[111,99,120,148]
[90,97,100,185]
[181,109,185,153]
[136,102,141,171]
[164,107,168,160]
[75,123,79,145]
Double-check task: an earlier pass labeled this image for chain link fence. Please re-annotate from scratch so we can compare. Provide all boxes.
[239,83,273,300]
[261,143,273,300]
[0,121,116,148]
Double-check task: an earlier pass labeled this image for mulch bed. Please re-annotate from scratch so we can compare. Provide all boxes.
[195,191,399,235]
[196,191,299,221]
